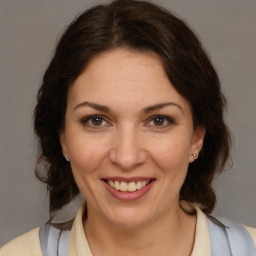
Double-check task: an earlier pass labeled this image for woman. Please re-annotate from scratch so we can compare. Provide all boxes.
[1,0,256,255]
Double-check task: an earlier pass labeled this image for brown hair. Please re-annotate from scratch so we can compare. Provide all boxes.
[34,0,231,214]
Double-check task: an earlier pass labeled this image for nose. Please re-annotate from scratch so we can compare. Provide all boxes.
[108,125,147,170]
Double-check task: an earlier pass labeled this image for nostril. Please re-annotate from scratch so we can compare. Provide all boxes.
[108,145,147,170]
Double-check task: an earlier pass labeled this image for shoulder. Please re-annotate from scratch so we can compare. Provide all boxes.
[189,202,256,255]
[0,228,43,256]
[245,226,256,247]
[210,215,256,249]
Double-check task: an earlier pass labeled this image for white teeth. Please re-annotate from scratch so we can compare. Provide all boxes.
[120,182,128,192]
[136,181,142,190]
[128,182,136,192]
[107,180,151,192]
[109,180,114,187]
[114,180,120,190]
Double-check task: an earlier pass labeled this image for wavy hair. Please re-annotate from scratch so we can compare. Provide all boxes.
[34,0,231,214]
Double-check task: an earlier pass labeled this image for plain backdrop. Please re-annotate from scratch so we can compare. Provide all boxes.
[1,0,256,246]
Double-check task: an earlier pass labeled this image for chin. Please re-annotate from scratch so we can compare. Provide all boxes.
[103,206,154,229]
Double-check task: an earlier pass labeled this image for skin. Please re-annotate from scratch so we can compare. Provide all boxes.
[60,49,205,256]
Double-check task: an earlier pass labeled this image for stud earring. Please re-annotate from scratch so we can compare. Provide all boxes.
[64,155,70,162]
[193,153,198,158]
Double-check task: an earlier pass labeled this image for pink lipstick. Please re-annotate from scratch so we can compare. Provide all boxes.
[102,177,156,201]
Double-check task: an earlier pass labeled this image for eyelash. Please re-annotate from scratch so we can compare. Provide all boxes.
[81,114,175,129]
[81,114,109,129]
[147,115,175,129]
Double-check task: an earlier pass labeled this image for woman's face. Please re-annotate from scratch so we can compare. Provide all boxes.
[60,49,204,228]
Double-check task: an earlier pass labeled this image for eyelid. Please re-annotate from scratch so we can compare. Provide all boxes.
[80,114,175,130]
[81,114,111,128]
[146,115,176,128]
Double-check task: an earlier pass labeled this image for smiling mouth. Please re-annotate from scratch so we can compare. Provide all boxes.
[103,179,154,192]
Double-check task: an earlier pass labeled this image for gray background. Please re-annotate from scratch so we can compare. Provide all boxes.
[1,0,256,246]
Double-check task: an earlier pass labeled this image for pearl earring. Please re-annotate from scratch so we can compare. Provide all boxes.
[64,155,70,162]
[193,153,198,158]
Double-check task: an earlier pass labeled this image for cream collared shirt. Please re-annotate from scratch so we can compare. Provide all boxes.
[1,204,256,256]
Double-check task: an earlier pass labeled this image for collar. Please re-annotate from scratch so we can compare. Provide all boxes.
[191,203,211,256]
[68,202,211,256]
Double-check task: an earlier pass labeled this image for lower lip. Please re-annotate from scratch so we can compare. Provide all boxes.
[103,180,155,202]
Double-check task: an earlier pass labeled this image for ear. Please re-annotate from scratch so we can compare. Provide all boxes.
[59,131,68,157]
[188,126,205,163]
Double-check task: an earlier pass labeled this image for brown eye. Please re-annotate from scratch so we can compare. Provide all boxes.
[81,115,109,129]
[147,115,175,129]
[153,116,165,126]
[91,117,103,126]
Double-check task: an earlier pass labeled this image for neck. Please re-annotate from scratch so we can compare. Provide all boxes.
[83,202,196,256]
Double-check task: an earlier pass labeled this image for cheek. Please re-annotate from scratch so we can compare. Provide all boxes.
[68,136,108,176]
[152,145,187,168]
[149,134,191,175]
[151,133,191,159]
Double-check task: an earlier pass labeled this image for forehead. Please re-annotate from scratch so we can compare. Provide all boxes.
[68,48,191,115]
[75,49,167,90]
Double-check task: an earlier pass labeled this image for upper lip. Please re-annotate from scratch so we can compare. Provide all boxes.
[101,176,156,182]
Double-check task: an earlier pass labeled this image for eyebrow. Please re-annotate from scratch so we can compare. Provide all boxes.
[143,102,184,114]
[73,101,183,114]
[73,102,110,112]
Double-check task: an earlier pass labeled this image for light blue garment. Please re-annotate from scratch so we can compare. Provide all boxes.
[40,216,256,256]
[208,216,256,256]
